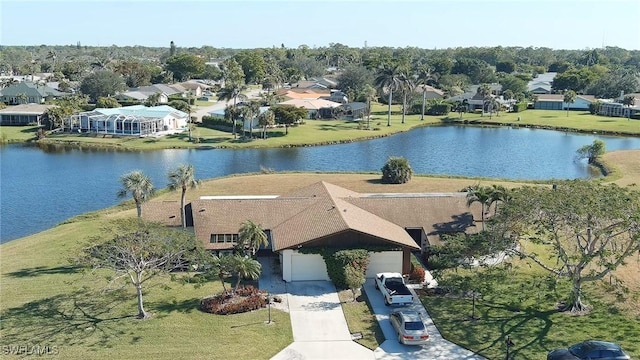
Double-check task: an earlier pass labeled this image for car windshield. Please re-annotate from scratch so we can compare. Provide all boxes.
[404,321,425,331]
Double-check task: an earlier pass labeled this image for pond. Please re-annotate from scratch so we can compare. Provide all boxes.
[2,125,640,243]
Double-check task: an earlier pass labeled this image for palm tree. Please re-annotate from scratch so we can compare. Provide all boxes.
[117,171,155,218]
[398,73,414,124]
[415,66,439,120]
[167,164,199,228]
[230,255,261,293]
[237,220,269,257]
[362,84,377,130]
[488,184,510,215]
[217,84,248,139]
[209,254,233,294]
[46,50,57,70]
[145,92,162,107]
[622,95,635,120]
[374,64,403,127]
[16,93,28,105]
[224,105,243,137]
[240,100,261,139]
[477,84,492,117]
[464,184,494,230]
[563,90,577,117]
[257,109,275,139]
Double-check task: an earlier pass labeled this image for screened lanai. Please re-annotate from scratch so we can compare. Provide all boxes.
[70,111,166,136]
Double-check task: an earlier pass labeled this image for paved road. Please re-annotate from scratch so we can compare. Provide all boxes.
[191,88,263,122]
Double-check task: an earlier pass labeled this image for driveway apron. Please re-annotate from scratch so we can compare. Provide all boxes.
[269,281,374,360]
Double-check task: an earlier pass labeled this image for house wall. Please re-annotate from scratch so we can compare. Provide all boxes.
[365,251,402,278]
[535,101,562,110]
[0,113,42,125]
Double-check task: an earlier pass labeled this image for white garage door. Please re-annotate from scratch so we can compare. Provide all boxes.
[290,252,330,281]
[366,251,402,278]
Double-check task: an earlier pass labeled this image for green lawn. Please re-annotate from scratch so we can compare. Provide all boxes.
[4,107,637,151]
[0,212,292,360]
[338,289,385,350]
[421,257,640,360]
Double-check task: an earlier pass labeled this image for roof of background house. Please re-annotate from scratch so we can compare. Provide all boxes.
[127,84,182,96]
[278,89,330,100]
[145,181,484,251]
[278,98,341,110]
[0,81,66,97]
[0,103,55,115]
[535,94,595,102]
[467,83,503,93]
[415,84,445,96]
[344,102,367,111]
[91,105,187,118]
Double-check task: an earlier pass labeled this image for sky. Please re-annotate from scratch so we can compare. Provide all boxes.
[1,0,639,50]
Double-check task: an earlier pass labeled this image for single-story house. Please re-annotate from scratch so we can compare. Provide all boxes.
[68,105,188,136]
[278,98,341,119]
[0,81,69,105]
[115,84,184,103]
[277,89,330,100]
[320,90,349,104]
[142,181,483,282]
[534,94,594,110]
[415,84,445,100]
[598,101,640,118]
[0,103,55,126]
[527,72,556,94]
[467,83,503,96]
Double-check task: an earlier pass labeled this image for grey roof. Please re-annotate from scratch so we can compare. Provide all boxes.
[127,84,182,96]
[0,104,55,115]
[0,81,67,97]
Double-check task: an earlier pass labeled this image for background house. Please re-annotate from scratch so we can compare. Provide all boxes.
[0,104,55,126]
[534,94,594,110]
[278,98,341,119]
[527,72,556,94]
[70,105,188,136]
[0,81,68,105]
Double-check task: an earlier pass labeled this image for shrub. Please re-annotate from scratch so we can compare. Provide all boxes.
[426,103,451,115]
[200,286,266,315]
[589,100,603,115]
[409,265,425,283]
[381,156,413,184]
[512,102,528,112]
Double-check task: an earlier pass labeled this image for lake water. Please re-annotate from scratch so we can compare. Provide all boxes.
[2,125,640,243]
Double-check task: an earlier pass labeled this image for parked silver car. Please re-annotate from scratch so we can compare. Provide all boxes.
[388,309,430,345]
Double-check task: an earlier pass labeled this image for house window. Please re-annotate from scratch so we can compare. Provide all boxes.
[210,234,239,243]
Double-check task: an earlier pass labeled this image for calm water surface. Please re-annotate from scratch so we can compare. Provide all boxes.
[2,125,640,242]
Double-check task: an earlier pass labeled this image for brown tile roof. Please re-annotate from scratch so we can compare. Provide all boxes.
[144,181,485,251]
[0,104,55,115]
[141,201,182,227]
[278,89,330,100]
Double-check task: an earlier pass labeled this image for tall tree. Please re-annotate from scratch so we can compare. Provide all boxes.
[398,72,414,124]
[117,170,155,218]
[237,220,269,257]
[464,184,494,230]
[165,54,205,82]
[80,70,126,102]
[374,64,403,127]
[218,85,248,139]
[622,95,636,120]
[240,100,261,139]
[362,84,377,130]
[563,90,577,117]
[491,181,640,313]
[169,41,177,57]
[144,92,162,107]
[415,66,439,120]
[257,108,275,139]
[77,219,201,319]
[477,83,492,117]
[167,164,199,228]
[271,104,307,135]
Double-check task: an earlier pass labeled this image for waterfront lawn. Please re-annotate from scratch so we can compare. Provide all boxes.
[445,109,640,135]
[0,125,39,142]
[0,215,292,360]
[421,248,640,360]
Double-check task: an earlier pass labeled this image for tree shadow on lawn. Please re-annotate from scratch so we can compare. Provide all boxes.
[6,265,82,278]
[146,297,201,316]
[472,301,556,357]
[0,288,135,349]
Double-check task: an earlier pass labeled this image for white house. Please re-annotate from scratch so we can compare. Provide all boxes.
[69,105,188,136]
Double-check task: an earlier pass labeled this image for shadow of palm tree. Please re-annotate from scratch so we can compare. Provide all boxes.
[7,265,81,278]
[0,288,134,349]
[146,298,201,315]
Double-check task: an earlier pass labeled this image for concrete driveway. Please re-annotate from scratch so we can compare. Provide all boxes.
[270,281,374,360]
[364,279,486,360]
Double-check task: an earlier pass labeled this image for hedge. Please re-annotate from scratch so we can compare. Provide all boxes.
[512,102,528,112]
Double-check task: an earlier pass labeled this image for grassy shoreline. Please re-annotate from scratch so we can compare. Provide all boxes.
[2,107,639,151]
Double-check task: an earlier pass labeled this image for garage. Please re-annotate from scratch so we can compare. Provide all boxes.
[366,251,403,278]
[282,250,330,282]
